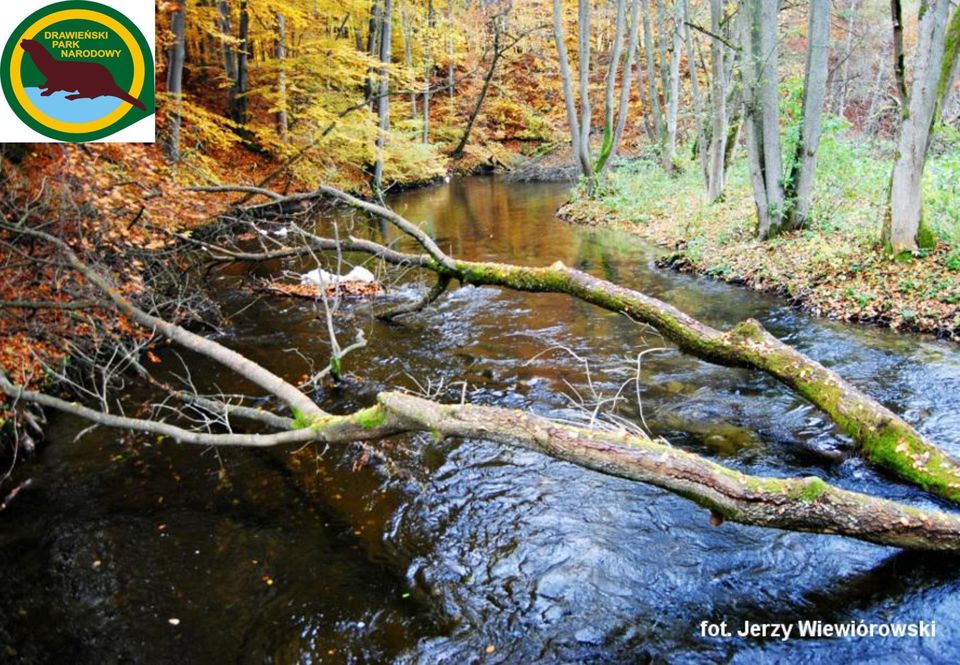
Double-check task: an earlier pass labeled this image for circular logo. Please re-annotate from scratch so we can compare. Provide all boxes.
[1,1,154,142]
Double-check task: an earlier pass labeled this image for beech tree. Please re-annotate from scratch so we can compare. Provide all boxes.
[882,1,960,255]
[165,1,186,161]
[373,0,394,195]
[553,0,642,194]
[740,0,831,239]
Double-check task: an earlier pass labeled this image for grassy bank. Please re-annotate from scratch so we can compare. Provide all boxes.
[560,127,960,341]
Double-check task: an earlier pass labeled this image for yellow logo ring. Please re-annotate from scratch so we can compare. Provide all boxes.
[10,8,144,134]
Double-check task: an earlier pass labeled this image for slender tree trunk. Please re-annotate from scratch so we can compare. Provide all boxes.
[706,0,728,202]
[217,1,238,117]
[834,0,858,118]
[890,0,908,106]
[641,0,664,141]
[448,0,455,99]
[864,48,888,137]
[366,1,382,109]
[607,0,642,170]
[684,0,709,183]
[785,0,831,229]
[553,0,583,168]
[635,23,656,142]
[451,18,503,159]
[594,0,627,179]
[422,0,435,143]
[275,13,289,143]
[656,0,670,113]
[401,1,417,119]
[577,0,594,186]
[662,0,682,172]
[373,0,394,195]
[232,0,250,125]
[165,1,186,161]
[883,1,960,254]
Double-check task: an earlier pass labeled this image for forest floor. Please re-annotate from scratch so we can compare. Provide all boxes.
[558,131,960,341]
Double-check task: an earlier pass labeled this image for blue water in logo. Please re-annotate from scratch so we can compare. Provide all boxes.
[24,87,122,123]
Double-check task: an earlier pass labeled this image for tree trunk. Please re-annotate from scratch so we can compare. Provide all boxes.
[577,0,594,187]
[422,0,435,144]
[705,0,728,202]
[275,13,289,143]
[662,0,682,172]
[373,0,394,195]
[834,0,858,118]
[553,0,583,171]
[890,0,908,106]
[366,1,382,109]
[882,1,960,254]
[231,0,250,125]
[451,18,503,159]
[641,0,664,141]
[605,0,642,173]
[742,0,786,239]
[785,0,830,229]
[683,0,709,183]
[217,1,238,118]
[154,184,960,509]
[401,1,417,119]
[165,1,186,161]
[447,0,455,99]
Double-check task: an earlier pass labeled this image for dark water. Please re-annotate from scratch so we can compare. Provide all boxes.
[3,177,960,663]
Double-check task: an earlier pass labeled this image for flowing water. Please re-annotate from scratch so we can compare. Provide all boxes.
[2,177,960,663]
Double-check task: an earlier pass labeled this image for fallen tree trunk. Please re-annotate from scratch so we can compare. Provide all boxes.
[256,185,960,505]
[6,366,960,550]
[8,211,960,551]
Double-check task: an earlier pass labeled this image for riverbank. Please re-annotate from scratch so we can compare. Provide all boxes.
[558,135,960,341]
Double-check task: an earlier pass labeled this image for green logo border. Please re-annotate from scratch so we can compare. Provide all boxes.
[1,0,155,142]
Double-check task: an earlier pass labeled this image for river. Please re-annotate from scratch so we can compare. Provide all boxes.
[2,177,959,663]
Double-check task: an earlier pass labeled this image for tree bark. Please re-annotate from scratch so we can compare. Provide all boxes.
[447,0,455,98]
[165,1,186,161]
[275,13,289,143]
[606,0,642,172]
[401,1,417,119]
[577,0,594,186]
[706,0,728,202]
[890,0,908,106]
[882,1,960,254]
[785,0,830,229]
[684,0,709,184]
[742,0,785,238]
[422,0,435,144]
[834,0,858,118]
[662,0,683,172]
[641,0,664,141]
[554,0,583,171]
[373,0,394,195]
[231,0,250,125]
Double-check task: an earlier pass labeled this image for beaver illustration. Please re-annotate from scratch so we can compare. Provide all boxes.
[20,39,146,111]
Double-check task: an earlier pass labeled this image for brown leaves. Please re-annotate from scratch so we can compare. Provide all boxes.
[255,278,385,300]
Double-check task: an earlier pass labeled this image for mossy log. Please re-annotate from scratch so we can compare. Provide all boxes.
[308,186,960,504]
[374,392,960,551]
[439,258,960,503]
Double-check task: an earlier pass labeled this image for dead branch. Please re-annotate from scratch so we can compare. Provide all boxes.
[245,185,960,505]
